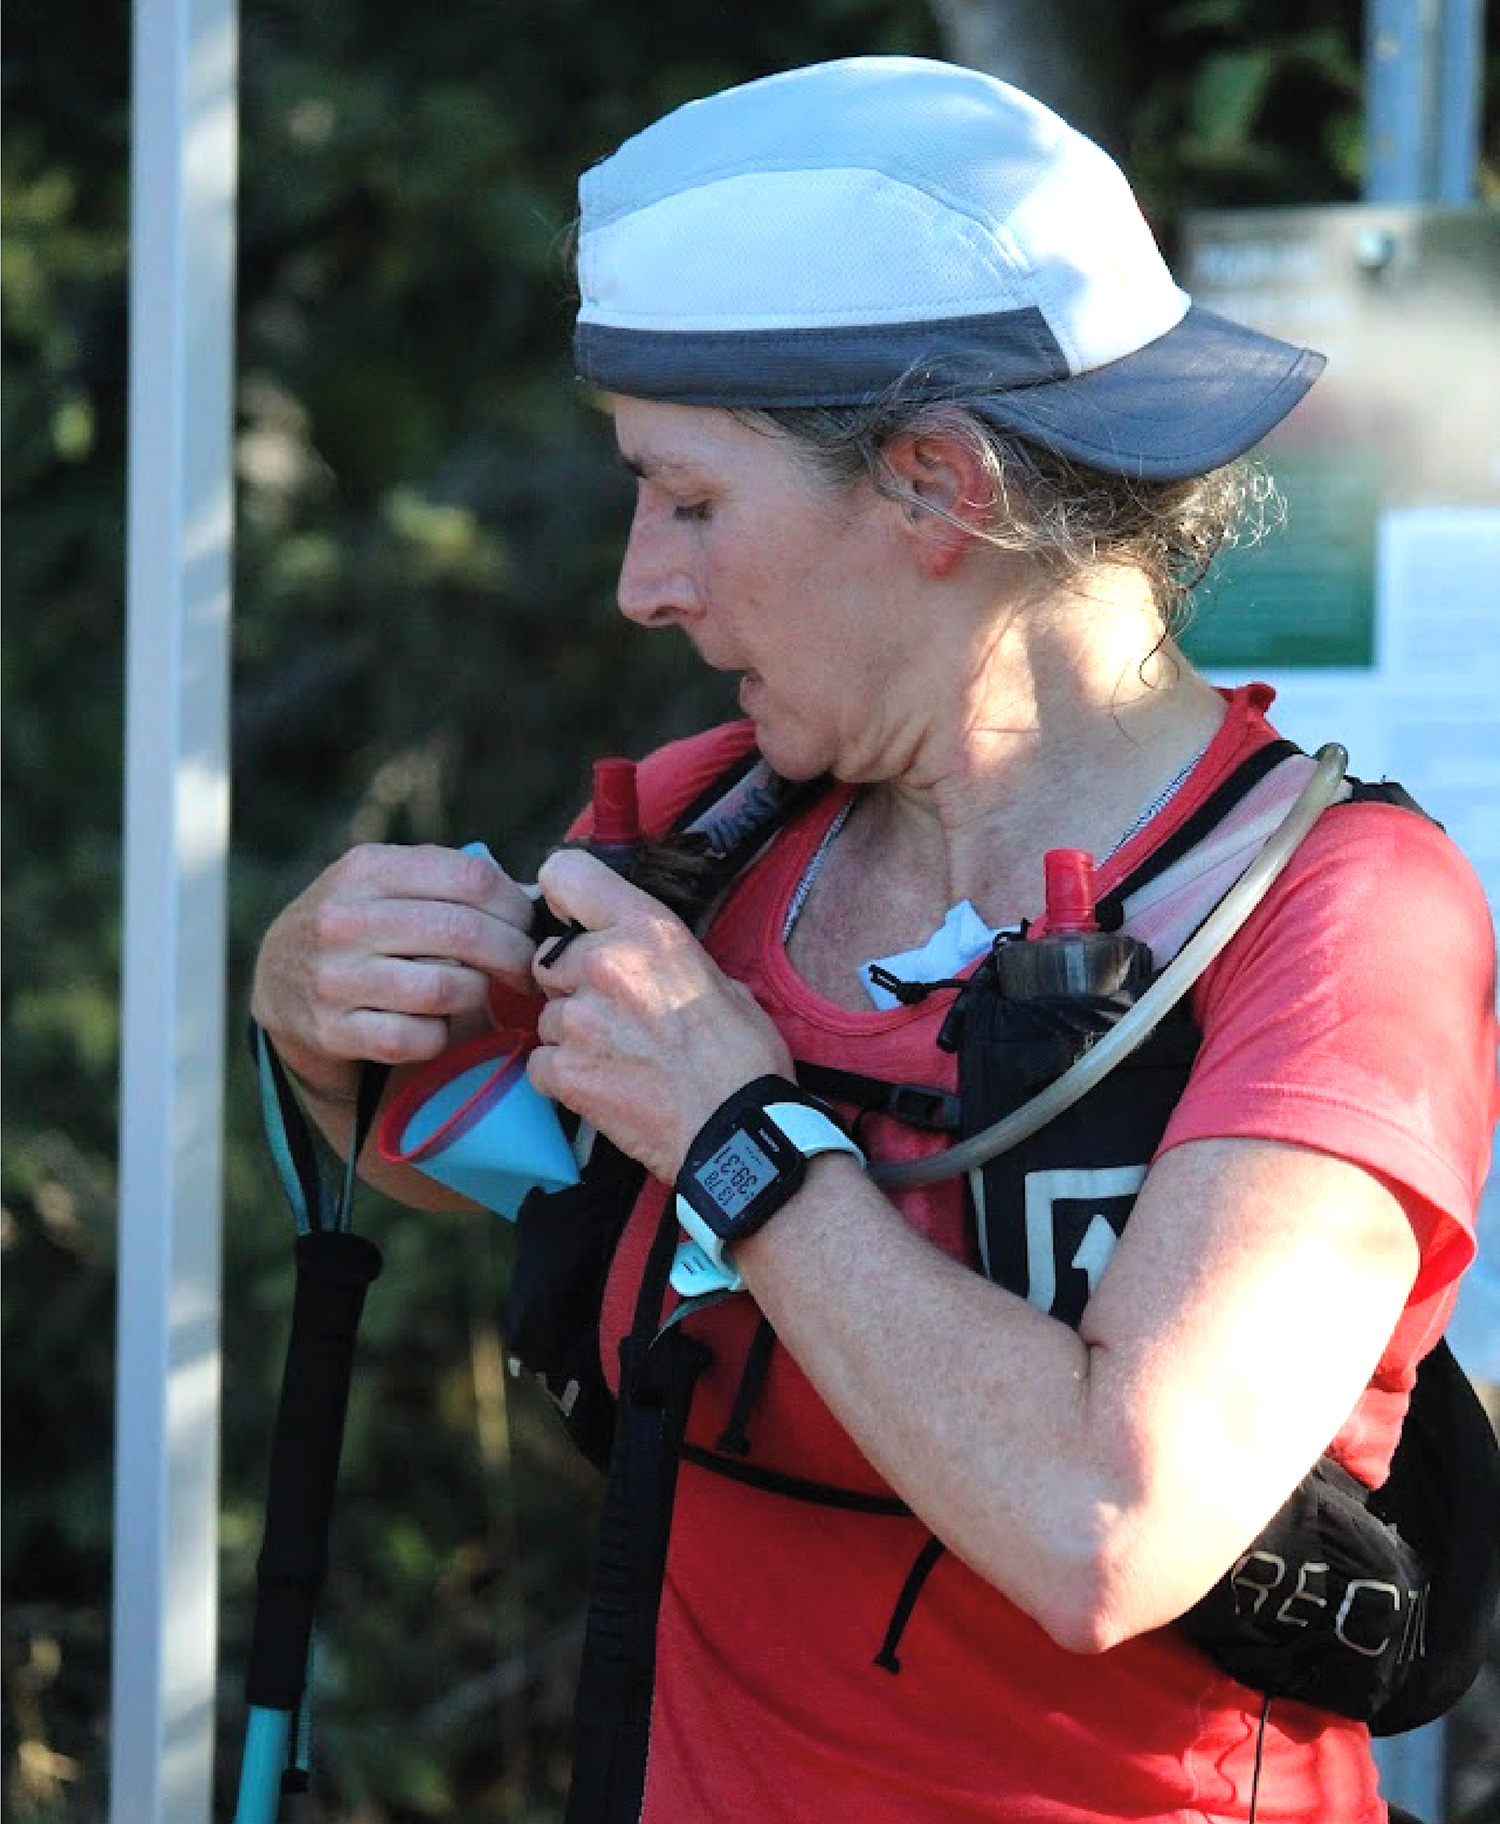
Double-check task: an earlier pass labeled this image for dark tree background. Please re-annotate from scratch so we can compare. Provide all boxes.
[4,2,1497,1819]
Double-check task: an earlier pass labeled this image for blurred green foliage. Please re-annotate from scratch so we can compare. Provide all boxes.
[4,1,1496,1820]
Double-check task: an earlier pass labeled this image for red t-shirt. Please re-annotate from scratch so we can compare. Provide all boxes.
[588,686,1497,1823]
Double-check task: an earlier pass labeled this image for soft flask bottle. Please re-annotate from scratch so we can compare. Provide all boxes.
[582,756,643,873]
[530,756,644,951]
[377,761,646,1213]
[994,849,1151,998]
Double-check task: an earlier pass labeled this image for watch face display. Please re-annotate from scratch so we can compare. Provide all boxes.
[678,1087,828,1243]
[701,1132,779,1216]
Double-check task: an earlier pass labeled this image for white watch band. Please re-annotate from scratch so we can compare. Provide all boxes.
[669,1101,864,1297]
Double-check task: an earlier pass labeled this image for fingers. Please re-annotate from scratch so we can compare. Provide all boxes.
[317,1003,468,1068]
[522,855,793,1178]
[530,849,673,977]
[535,847,661,937]
[335,843,536,964]
[340,842,535,932]
[251,841,542,1083]
[310,949,491,1031]
[312,884,532,983]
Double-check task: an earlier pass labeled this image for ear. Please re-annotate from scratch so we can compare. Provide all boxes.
[878,431,993,577]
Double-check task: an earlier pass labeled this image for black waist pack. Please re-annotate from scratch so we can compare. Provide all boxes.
[952,977,1500,1734]
[1177,1337,1500,1732]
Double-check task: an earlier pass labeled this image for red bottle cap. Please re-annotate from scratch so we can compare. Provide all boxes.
[591,757,641,847]
[1042,849,1098,934]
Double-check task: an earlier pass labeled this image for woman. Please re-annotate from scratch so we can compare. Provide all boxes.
[251,57,1498,1822]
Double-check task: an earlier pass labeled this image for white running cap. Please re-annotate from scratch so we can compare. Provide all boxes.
[575,56,1324,479]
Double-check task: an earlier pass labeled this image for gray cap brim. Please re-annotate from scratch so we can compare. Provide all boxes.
[575,303,1324,481]
[965,305,1327,480]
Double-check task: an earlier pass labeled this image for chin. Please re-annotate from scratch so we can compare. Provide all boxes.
[752,730,835,783]
[740,690,839,780]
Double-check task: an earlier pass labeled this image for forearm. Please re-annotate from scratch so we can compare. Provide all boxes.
[733,1137,1421,1653]
[733,1160,1155,1650]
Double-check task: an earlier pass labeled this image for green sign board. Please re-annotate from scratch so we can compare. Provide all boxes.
[1187,449,1380,670]
[1180,205,1500,671]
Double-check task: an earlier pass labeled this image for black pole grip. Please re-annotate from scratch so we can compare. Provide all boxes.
[565,1328,707,1824]
[245,1229,383,1711]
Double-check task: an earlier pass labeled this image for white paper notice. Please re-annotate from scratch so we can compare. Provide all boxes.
[1381,510,1500,1376]
[1217,506,1500,1377]
[1377,508,1500,901]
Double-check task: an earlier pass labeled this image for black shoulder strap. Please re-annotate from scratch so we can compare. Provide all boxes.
[1346,776,1442,827]
[1095,738,1303,930]
[564,1196,709,1823]
[677,760,833,913]
[669,744,764,829]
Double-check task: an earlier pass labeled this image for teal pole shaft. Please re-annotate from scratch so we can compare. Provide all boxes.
[232,1708,291,1824]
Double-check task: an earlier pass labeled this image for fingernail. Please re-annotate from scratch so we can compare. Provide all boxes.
[462,840,497,863]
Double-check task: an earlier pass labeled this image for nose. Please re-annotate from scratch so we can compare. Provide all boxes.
[616,494,702,629]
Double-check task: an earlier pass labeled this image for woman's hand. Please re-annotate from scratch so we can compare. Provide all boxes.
[526,848,793,1181]
[250,842,538,1102]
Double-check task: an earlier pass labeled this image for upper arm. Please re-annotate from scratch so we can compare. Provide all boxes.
[1167,802,1496,1304]
[1070,802,1494,1599]
[1079,1135,1421,1563]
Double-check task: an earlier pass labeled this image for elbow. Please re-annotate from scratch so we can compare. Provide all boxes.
[1040,1547,1237,1657]
[1025,1386,1206,1653]
[1026,1466,1275,1653]
[1018,1486,1172,1656]
[1033,1565,1141,1657]
[1043,1612,1121,1658]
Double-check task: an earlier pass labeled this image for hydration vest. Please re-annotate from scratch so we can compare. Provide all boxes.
[501,742,1500,1824]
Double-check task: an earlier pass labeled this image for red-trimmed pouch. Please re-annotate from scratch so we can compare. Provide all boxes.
[376,1029,580,1217]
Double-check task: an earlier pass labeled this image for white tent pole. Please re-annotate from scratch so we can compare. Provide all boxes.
[112,0,238,1819]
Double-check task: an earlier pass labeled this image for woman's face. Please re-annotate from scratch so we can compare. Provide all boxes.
[610,396,911,781]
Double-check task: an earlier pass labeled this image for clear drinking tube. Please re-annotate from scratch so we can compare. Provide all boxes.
[870,744,1350,1192]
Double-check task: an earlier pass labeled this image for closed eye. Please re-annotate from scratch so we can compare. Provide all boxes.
[618,450,712,521]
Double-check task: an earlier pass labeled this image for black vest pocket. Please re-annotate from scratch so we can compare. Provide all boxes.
[957,991,1199,1327]
[506,1139,646,1471]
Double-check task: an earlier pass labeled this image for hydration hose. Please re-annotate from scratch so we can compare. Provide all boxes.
[870,743,1350,1194]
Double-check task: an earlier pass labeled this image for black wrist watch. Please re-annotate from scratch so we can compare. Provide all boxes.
[672,1075,864,1287]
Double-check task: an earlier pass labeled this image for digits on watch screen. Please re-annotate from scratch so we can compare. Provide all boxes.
[702,1135,777,1213]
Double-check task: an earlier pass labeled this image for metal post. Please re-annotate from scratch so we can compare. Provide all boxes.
[1365,0,1485,202]
[111,0,238,1819]
[1434,0,1485,200]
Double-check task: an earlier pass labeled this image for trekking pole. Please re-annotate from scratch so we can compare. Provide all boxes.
[233,1032,387,1824]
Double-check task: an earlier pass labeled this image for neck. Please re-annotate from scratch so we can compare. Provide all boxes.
[839,568,1227,922]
